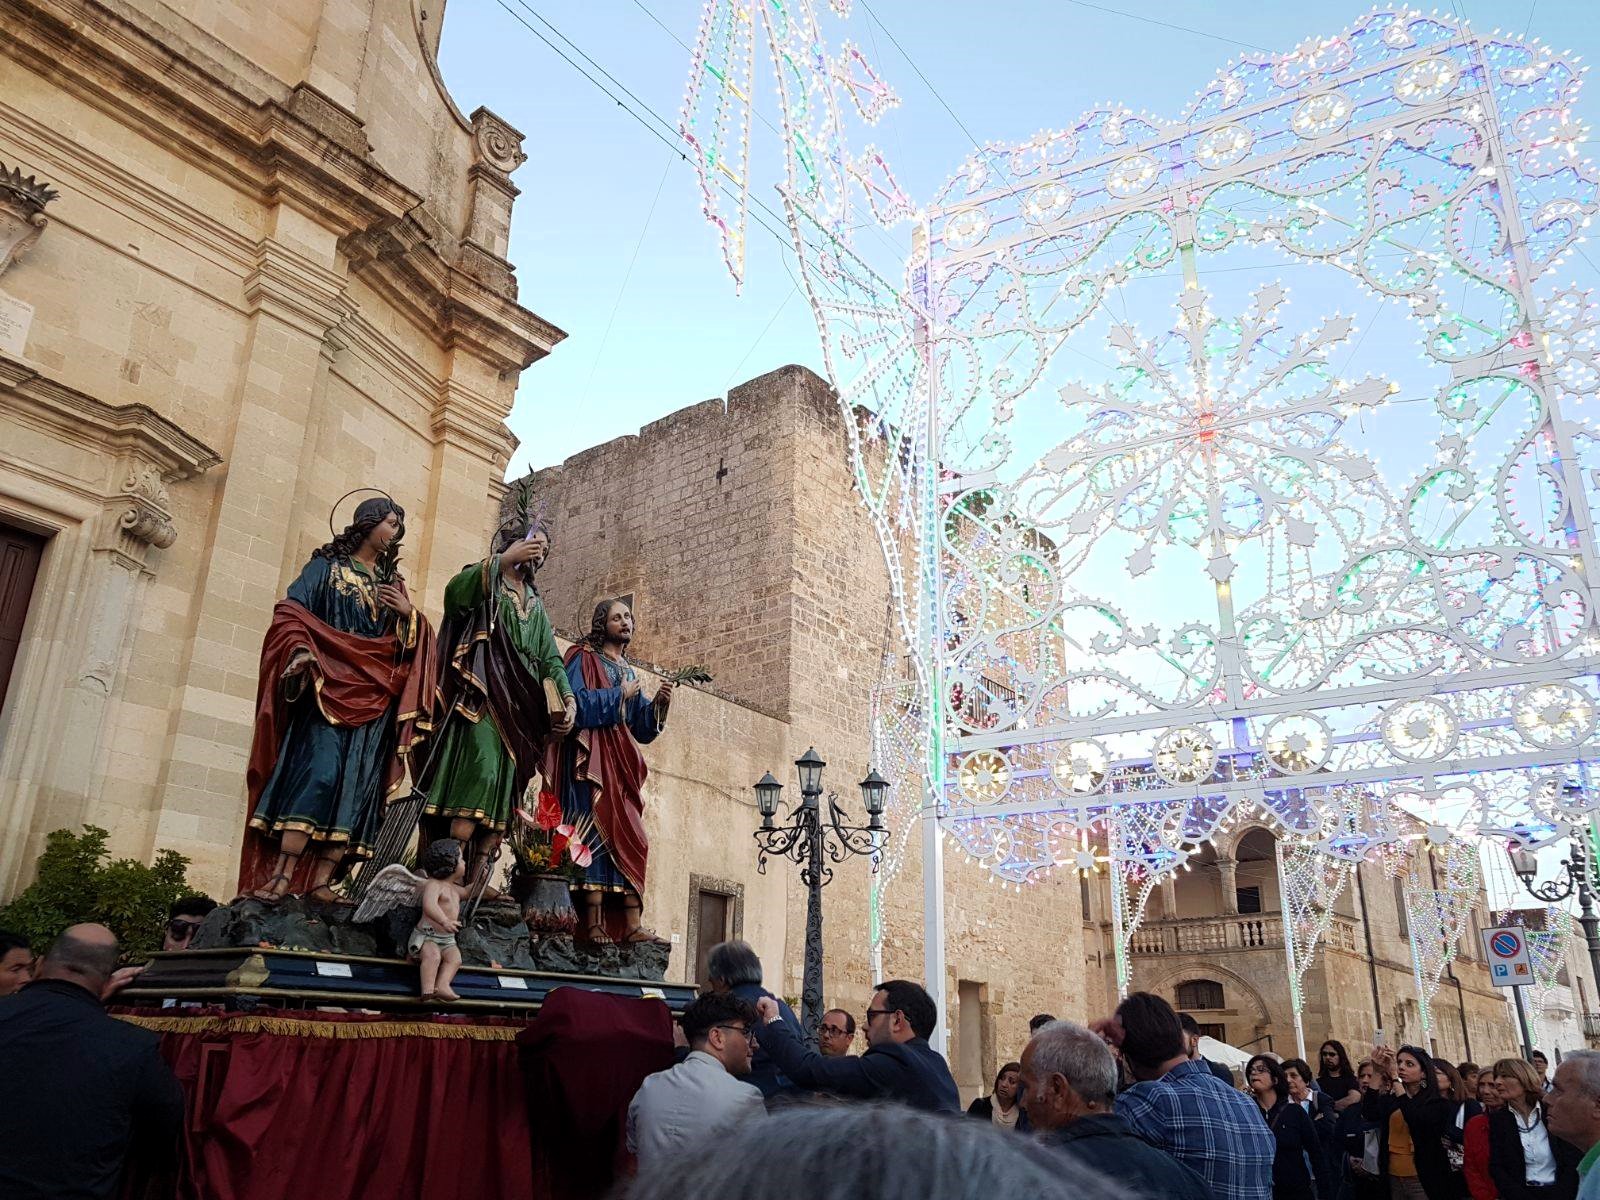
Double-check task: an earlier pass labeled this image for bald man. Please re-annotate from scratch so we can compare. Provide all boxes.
[0,923,183,1199]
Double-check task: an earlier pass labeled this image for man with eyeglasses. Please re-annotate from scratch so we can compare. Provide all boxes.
[753,979,960,1112]
[627,992,766,1170]
[818,1009,856,1058]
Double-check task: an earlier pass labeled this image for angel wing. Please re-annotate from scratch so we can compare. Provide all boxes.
[352,862,424,923]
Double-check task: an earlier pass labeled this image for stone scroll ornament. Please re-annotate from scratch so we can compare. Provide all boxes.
[1402,840,1480,1035]
[680,4,1600,885]
[0,161,57,280]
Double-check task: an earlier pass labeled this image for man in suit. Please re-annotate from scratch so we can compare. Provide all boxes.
[0,923,184,1200]
[627,991,766,1169]
[1024,1019,1211,1200]
[703,940,802,1098]
[753,979,959,1112]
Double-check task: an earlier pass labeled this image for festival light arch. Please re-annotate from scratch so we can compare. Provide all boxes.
[681,4,1600,1046]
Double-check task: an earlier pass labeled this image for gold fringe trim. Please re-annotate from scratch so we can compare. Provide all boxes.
[113,1013,523,1041]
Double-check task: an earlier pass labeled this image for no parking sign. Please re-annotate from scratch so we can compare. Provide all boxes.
[1481,925,1533,987]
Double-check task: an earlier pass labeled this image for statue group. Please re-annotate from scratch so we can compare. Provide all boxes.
[235,491,673,946]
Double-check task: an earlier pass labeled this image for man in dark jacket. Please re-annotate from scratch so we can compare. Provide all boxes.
[0,923,184,1200]
[1023,1018,1212,1199]
[753,979,959,1112]
[1179,1011,1236,1086]
[704,939,802,1099]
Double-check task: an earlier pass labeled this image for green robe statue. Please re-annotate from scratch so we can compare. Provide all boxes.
[420,556,573,832]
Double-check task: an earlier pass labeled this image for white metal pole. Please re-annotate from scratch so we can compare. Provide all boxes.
[912,213,949,1052]
[1276,840,1308,1060]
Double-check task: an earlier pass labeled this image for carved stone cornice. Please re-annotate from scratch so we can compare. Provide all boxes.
[0,353,222,559]
[244,239,349,336]
[3,0,565,382]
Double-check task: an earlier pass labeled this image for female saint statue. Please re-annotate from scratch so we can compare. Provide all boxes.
[238,494,437,903]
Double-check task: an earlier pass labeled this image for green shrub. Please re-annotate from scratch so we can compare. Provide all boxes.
[0,826,201,960]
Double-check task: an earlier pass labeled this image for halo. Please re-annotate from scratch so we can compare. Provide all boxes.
[328,487,396,538]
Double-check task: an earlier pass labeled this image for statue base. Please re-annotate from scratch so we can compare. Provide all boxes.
[117,896,688,1013]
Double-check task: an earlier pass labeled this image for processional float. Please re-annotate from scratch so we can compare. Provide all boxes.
[681,2,1600,1052]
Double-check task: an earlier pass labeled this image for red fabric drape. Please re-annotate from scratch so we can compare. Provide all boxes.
[125,1008,534,1200]
[549,646,652,896]
[517,988,674,1200]
[237,601,438,896]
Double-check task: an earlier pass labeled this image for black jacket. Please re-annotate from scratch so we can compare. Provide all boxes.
[0,979,184,1200]
[755,1016,960,1111]
[1040,1113,1213,1200]
[1264,1095,1325,1200]
[1487,1103,1580,1200]
[1296,1090,1340,1200]
[1363,1088,1457,1200]
[728,983,802,1097]
[965,1094,1031,1131]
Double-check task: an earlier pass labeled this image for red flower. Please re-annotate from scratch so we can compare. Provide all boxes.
[534,789,563,831]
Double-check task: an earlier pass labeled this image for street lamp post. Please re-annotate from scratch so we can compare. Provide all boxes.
[1508,829,1600,1021]
[752,749,888,1042]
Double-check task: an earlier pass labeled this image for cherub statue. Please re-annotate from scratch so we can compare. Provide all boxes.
[355,839,467,1001]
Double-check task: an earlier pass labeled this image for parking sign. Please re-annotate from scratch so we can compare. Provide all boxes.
[1480,925,1533,987]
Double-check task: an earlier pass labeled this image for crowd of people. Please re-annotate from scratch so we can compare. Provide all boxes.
[9,918,1600,1200]
[623,944,1600,1200]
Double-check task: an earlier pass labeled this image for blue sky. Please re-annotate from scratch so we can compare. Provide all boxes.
[437,0,1596,475]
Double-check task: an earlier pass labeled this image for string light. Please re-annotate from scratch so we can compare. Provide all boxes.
[677,2,1600,922]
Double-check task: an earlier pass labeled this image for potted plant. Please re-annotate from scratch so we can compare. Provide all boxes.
[507,789,591,935]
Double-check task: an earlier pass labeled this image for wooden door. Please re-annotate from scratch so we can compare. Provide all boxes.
[0,524,45,720]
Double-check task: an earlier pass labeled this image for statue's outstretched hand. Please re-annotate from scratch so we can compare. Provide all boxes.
[281,648,316,683]
[654,679,673,708]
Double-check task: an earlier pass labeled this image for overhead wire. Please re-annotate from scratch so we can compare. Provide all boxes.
[581,152,675,405]
[1057,0,1270,53]
[490,0,795,252]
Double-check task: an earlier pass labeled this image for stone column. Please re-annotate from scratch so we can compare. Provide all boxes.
[151,207,349,883]
[1160,875,1178,920]
[1218,856,1239,915]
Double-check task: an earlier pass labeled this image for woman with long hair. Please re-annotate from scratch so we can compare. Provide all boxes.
[1464,1071,1503,1200]
[1365,1044,1456,1199]
[1487,1058,1578,1200]
[967,1062,1027,1131]
[1250,1054,1326,1200]
[1437,1060,1483,1199]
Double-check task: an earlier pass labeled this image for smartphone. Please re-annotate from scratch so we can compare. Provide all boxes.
[1373,1029,1386,1047]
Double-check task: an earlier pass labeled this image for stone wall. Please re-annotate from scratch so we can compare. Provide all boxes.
[519,363,1088,1092]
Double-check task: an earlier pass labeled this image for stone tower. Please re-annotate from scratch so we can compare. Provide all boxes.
[523,363,1089,1092]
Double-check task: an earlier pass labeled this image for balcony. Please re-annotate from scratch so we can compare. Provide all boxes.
[1128,913,1362,957]
[1584,1014,1600,1046]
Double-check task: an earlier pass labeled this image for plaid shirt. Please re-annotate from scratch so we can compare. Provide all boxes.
[1116,1059,1276,1200]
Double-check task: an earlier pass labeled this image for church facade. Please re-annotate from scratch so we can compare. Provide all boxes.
[0,0,559,895]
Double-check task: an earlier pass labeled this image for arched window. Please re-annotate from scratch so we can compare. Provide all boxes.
[1176,979,1226,1010]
